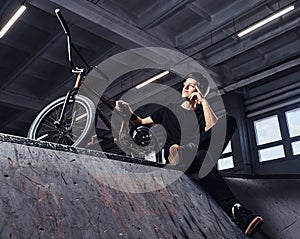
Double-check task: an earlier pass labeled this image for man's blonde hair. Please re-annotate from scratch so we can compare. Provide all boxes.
[185,72,210,97]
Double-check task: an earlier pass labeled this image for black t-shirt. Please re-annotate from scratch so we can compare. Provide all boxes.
[150,103,206,157]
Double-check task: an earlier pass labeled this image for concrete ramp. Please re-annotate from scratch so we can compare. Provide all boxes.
[0,134,246,238]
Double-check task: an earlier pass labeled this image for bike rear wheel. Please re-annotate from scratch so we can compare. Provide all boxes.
[28,95,95,147]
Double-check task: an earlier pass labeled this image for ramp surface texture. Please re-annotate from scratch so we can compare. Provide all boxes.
[0,134,246,239]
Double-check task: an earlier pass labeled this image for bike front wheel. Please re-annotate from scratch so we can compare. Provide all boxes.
[27,95,96,147]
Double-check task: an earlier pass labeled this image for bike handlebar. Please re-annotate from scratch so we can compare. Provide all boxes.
[55,9,70,35]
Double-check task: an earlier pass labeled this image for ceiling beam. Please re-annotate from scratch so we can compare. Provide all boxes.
[221,57,300,93]
[0,0,21,20]
[176,0,267,48]
[1,29,63,89]
[90,0,139,26]
[186,2,211,22]
[0,90,46,111]
[29,0,173,49]
[138,0,192,30]
[28,0,222,79]
[205,16,300,66]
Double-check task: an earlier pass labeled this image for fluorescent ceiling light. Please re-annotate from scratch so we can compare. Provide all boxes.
[237,5,295,37]
[0,5,27,38]
[135,70,170,89]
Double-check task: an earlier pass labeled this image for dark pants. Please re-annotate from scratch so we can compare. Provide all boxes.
[185,115,239,216]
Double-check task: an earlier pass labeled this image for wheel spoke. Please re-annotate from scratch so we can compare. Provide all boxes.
[29,96,94,146]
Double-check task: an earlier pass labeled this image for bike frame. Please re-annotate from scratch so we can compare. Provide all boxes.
[54,9,139,145]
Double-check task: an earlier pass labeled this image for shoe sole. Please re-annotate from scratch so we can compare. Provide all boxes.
[245,216,264,237]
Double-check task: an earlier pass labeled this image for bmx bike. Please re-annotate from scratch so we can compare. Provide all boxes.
[27,9,161,161]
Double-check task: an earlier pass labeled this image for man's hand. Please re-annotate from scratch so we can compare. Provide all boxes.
[115,100,133,116]
[188,91,206,105]
[168,144,181,165]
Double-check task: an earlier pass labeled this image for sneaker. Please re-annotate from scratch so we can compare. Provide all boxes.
[231,203,264,237]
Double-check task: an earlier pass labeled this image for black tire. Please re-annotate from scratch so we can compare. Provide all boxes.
[127,125,163,161]
[27,95,95,147]
[130,125,159,148]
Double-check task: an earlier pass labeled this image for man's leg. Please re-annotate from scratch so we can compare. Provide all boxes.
[198,115,237,152]
[184,115,263,236]
[196,115,237,178]
[186,150,238,215]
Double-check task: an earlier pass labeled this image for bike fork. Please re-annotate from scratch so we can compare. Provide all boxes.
[54,89,77,128]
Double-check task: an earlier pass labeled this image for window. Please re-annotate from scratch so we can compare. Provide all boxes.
[285,107,300,156]
[254,115,282,145]
[223,141,232,154]
[218,156,234,170]
[258,145,285,162]
[291,141,300,156]
[251,105,300,166]
[285,108,300,137]
[218,141,234,170]
[253,115,285,162]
